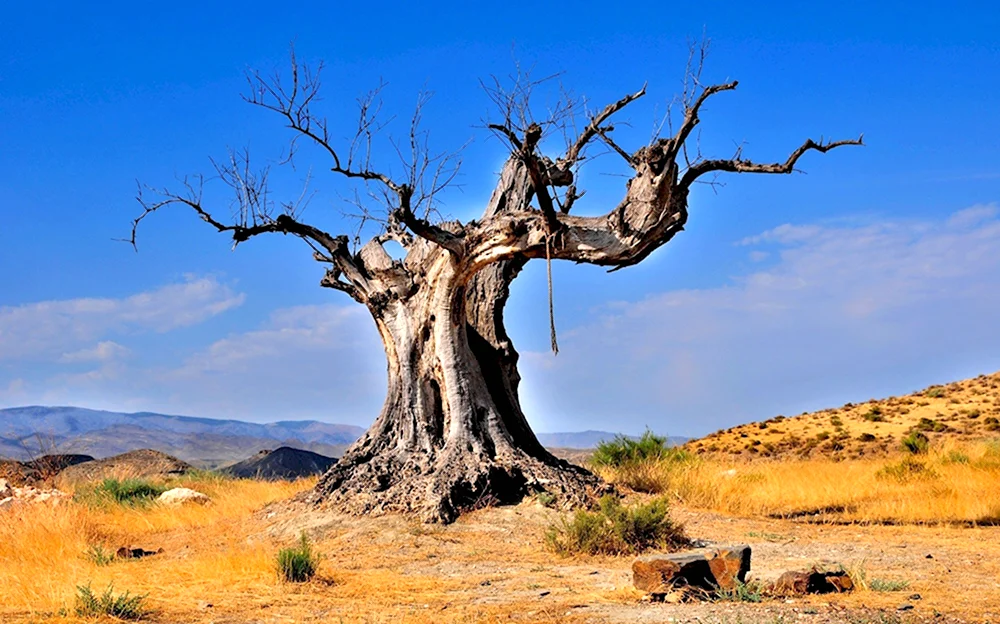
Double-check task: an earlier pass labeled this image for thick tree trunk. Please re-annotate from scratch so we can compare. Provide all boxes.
[312,251,602,523]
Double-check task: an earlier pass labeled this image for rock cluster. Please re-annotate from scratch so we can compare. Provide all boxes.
[773,567,854,594]
[632,545,752,594]
[0,478,71,510]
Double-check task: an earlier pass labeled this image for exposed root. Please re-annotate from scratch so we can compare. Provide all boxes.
[307,448,609,524]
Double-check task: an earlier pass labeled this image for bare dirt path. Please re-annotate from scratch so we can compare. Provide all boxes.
[255,501,1000,623]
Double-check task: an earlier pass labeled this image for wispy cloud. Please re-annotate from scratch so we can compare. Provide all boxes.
[0,275,244,361]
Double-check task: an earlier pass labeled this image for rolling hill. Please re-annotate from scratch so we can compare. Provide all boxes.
[688,370,1000,459]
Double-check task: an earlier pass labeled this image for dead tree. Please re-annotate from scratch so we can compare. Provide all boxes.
[133,52,861,522]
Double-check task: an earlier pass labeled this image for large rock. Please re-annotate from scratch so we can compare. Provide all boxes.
[0,478,10,499]
[633,545,751,593]
[158,487,210,506]
[774,567,854,594]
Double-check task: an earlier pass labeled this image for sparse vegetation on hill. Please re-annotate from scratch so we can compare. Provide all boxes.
[688,371,1000,460]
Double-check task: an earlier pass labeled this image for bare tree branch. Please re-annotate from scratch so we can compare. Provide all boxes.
[679,135,865,189]
[562,86,646,166]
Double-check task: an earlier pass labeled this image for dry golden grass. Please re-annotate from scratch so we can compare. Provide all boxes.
[597,439,1000,524]
[0,475,314,622]
[690,370,1000,459]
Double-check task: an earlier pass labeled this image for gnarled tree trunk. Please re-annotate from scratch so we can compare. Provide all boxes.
[311,240,601,523]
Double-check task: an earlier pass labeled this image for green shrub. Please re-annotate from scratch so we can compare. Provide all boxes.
[862,408,886,422]
[915,417,947,433]
[545,496,687,556]
[858,433,877,442]
[77,478,166,508]
[924,387,946,398]
[83,545,115,567]
[277,533,320,582]
[943,451,970,465]
[536,491,556,508]
[901,431,930,454]
[591,430,689,468]
[74,583,150,620]
[714,579,765,602]
[877,457,936,483]
[869,578,910,592]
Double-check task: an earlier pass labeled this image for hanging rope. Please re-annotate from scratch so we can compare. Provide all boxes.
[546,233,559,355]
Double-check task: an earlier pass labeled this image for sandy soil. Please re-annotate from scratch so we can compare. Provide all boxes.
[250,500,1000,624]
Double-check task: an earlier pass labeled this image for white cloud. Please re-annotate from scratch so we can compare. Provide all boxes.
[519,205,1000,437]
[0,275,244,361]
[60,341,131,363]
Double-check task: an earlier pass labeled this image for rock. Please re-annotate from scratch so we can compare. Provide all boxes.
[632,545,751,594]
[0,484,70,510]
[773,567,854,594]
[158,487,210,506]
[116,546,164,559]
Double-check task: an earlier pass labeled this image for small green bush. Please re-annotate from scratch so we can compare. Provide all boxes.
[83,545,115,567]
[277,533,320,582]
[536,491,557,508]
[862,409,886,422]
[915,417,947,433]
[77,478,166,507]
[869,578,910,592]
[858,433,877,442]
[545,495,687,556]
[714,579,765,602]
[924,387,946,398]
[877,457,936,483]
[943,450,970,465]
[591,430,689,468]
[901,431,930,454]
[74,583,150,620]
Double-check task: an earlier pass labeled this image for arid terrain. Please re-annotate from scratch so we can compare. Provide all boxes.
[2,372,1000,623]
[691,372,1000,460]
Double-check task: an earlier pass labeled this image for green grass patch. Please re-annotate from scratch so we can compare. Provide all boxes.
[277,533,320,582]
[74,583,150,620]
[545,495,687,556]
[869,578,911,592]
[76,478,166,508]
[714,579,766,602]
[83,544,115,567]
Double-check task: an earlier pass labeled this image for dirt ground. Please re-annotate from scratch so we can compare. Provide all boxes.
[241,500,1000,624]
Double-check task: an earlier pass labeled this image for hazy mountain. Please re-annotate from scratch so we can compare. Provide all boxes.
[0,406,683,466]
[0,406,364,467]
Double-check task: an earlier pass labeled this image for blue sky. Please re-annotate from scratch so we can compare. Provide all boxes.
[1,2,998,436]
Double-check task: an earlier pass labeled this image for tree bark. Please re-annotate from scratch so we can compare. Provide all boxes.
[311,242,601,523]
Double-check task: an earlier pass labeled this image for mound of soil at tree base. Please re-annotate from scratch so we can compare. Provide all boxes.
[23,454,95,477]
[221,447,336,481]
[0,460,40,486]
[56,449,193,485]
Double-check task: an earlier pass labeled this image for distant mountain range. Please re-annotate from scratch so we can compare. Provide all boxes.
[0,406,686,467]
